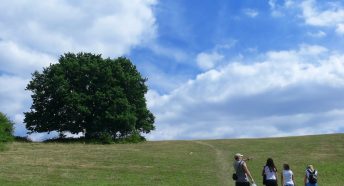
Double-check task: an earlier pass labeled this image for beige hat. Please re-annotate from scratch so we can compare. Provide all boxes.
[234,153,244,158]
[307,165,314,171]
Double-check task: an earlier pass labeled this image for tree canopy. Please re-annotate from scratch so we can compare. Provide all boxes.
[24,53,155,141]
[0,112,14,142]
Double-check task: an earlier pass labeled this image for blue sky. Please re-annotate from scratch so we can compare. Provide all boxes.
[1,0,344,141]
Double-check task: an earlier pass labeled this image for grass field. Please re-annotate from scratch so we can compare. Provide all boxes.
[0,134,343,186]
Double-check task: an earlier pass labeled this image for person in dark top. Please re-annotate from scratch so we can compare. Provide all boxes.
[304,165,318,186]
[233,153,255,186]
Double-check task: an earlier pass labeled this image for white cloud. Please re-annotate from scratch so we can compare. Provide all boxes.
[300,0,344,26]
[0,0,158,140]
[0,41,56,77]
[0,0,157,57]
[28,132,59,142]
[0,75,31,137]
[146,45,344,140]
[243,9,259,18]
[284,0,294,8]
[300,0,344,35]
[0,75,31,116]
[336,23,344,35]
[196,52,224,70]
[268,0,284,17]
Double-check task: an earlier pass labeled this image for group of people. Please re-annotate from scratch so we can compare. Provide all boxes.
[233,153,318,186]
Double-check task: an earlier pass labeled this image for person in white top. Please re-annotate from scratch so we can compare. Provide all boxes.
[281,163,295,186]
[262,158,278,186]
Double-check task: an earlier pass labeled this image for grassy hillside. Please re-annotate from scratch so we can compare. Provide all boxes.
[0,134,342,186]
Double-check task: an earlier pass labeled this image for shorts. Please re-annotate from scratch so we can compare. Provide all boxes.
[235,181,250,186]
[306,183,317,186]
[265,179,277,186]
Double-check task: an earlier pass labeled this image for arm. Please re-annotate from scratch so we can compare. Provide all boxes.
[275,169,278,185]
[281,172,284,186]
[304,174,307,186]
[243,157,251,162]
[243,162,254,183]
[292,174,295,185]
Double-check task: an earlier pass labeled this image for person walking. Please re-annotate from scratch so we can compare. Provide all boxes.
[262,158,278,186]
[281,163,295,186]
[233,153,255,186]
[304,165,318,186]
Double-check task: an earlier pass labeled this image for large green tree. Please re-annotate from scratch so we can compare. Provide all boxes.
[24,53,155,140]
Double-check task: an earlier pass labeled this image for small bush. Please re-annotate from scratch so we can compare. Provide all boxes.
[115,132,146,143]
[0,112,14,142]
[44,137,86,143]
[14,136,32,142]
[99,132,113,144]
[42,131,146,144]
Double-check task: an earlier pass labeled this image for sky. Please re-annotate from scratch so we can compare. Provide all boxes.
[1,0,344,141]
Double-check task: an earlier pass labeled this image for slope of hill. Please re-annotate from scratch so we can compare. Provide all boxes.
[0,134,342,186]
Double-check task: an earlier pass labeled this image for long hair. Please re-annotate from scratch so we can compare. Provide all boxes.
[283,163,290,170]
[266,158,277,172]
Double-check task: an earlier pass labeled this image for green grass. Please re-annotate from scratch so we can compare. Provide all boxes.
[0,134,343,186]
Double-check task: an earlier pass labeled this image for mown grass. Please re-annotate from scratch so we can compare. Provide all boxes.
[0,142,7,151]
[0,134,342,186]
[205,134,344,186]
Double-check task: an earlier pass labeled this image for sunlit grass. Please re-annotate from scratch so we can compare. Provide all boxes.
[0,134,342,185]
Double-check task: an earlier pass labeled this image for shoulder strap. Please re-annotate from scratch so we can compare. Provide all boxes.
[307,169,316,175]
[235,160,243,172]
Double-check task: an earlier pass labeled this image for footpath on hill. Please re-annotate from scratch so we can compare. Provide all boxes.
[193,141,232,186]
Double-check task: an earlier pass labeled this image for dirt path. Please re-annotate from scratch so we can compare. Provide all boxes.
[193,141,232,186]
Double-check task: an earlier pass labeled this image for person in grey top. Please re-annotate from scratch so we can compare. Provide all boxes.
[233,153,255,186]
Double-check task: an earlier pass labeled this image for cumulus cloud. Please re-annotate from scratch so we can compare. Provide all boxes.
[0,0,158,140]
[0,75,31,137]
[0,0,157,57]
[336,23,344,35]
[0,41,56,77]
[0,0,158,80]
[0,75,31,116]
[196,51,224,70]
[300,0,344,35]
[146,45,344,140]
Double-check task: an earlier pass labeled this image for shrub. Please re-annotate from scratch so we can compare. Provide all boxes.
[116,131,146,143]
[0,112,14,142]
[14,136,32,142]
[99,132,113,144]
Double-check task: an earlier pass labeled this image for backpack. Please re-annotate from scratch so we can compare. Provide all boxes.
[307,169,317,184]
[232,161,243,181]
